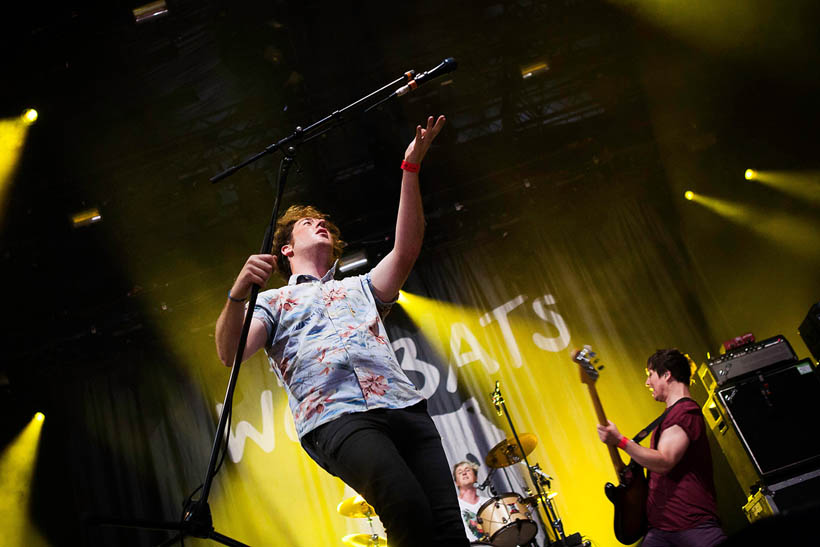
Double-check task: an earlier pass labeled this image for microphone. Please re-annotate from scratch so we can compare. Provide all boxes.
[530,463,553,481]
[526,463,553,488]
[392,57,458,98]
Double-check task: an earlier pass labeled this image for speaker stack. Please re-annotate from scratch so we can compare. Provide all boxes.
[697,333,820,523]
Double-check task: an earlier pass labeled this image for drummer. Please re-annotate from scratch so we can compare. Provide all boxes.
[453,461,491,543]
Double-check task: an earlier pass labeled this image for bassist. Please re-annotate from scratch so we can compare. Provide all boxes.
[597,349,725,547]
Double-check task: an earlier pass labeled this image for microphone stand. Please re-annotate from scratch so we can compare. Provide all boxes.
[491,382,566,545]
[476,467,498,496]
[87,69,416,547]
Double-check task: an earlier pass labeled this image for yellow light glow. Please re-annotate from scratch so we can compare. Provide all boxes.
[745,169,756,180]
[23,109,38,124]
[35,412,45,422]
[0,117,31,217]
[0,414,47,546]
[684,190,694,200]
[692,192,819,258]
[397,290,408,304]
[748,169,820,205]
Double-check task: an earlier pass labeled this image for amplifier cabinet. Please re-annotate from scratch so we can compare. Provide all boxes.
[716,359,820,479]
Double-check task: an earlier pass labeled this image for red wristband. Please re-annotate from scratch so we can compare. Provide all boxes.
[400,160,420,173]
[617,435,629,450]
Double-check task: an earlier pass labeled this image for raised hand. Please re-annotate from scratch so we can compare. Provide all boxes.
[404,115,446,165]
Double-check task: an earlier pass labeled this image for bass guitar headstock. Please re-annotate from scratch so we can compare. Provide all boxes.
[571,345,601,386]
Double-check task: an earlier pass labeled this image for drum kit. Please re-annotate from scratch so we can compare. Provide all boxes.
[470,382,567,547]
[336,382,566,547]
[468,431,564,547]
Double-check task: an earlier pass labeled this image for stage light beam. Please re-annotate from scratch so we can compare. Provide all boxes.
[748,169,820,206]
[745,169,756,180]
[0,413,47,546]
[684,190,695,201]
[1,116,32,217]
[690,192,819,258]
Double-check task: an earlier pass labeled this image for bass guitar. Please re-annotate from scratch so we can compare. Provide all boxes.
[572,345,648,545]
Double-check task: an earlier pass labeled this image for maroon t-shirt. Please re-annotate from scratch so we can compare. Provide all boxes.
[646,398,720,531]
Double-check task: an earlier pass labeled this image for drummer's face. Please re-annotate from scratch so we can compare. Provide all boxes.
[455,465,476,486]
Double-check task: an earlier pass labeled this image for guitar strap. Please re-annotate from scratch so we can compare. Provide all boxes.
[631,397,696,445]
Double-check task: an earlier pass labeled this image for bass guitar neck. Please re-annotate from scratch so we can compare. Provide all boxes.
[585,382,626,475]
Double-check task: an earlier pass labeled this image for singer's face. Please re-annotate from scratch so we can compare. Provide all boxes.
[454,464,476,488]
[289,217,333,258]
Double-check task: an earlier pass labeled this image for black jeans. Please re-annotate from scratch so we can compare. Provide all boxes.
[300,400,470,547]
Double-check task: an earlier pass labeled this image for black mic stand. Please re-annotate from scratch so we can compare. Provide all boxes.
[491,381,566,546]
[476,467,498,496]
[87,68,416,547]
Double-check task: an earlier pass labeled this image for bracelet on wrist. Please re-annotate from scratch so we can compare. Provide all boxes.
[400,160,420,173]
[617,435,629,450]
[227,290,246,303]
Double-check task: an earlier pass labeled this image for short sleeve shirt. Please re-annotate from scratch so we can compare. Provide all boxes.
[252,264,423,438]
[458,496,491,542]
[647,398,720,531]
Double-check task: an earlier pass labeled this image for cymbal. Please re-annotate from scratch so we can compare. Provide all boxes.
[337,494,376,518]
[522,491,557,506]
[485,433,538,468]
[341,533,388,546]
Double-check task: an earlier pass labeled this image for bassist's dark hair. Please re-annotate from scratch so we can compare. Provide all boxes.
[646,349,695,385]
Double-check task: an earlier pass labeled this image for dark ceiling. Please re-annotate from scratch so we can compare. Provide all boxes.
[2,0,820,409]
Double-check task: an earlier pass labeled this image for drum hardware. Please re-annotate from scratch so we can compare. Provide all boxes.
[529,463,552,489]
[490,381,566,544]
[476,466,499,496]
[521,491,557,507]
[337,494,386,547]
[341,533,387,547]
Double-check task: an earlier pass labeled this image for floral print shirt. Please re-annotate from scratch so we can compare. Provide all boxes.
[252,264,423,438]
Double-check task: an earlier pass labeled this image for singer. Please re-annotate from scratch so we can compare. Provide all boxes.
[215,115,470,547]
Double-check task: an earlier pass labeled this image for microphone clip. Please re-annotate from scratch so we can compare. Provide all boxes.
[491,380,504,417]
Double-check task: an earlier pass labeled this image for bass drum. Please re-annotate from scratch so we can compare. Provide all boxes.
[477,493,537,547]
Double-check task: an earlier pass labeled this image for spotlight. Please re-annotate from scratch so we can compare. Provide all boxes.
[133,1,168,24]
[397,291,408,304]
[520,61,549,79]
[34,412,44,422]
[745,169,756,180]
[71,207,103,228]
[684,190,695,201]
[22,108,38,124]
[338,250,368,274]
